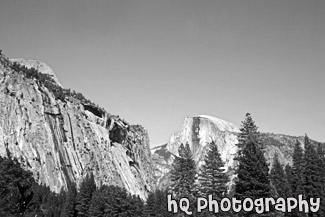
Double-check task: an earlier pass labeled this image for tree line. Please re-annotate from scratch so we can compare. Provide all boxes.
[10,61,90,103]
[1,111,324,216]
[145,113,324,217]
[0,156,148,217]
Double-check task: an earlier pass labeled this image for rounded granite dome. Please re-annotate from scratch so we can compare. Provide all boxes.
[198,115,240,133]
[10,58,62,87]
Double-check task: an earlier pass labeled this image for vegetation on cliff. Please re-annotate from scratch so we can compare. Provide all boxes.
[0,50,106,116]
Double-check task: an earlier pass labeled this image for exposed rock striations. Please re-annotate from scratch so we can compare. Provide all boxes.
[0,54,154,199]
[152,115,239,189]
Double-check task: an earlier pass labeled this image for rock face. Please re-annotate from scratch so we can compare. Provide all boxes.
[0,55,155,199]
[152,115,323,189]
[152,115,240,189]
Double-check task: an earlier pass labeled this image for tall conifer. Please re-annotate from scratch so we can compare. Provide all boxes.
[291,140,305,217]
[234,114,272,217]
[170,143,197,216]
[237,113,259,148]
[170,143,197,199]
[270,153,290,198]
[75,173,96,217]
[316,144,325,216]
[88,189,105,217]
[144,192,156,217]
[303,135,323,217]
[284,165,295,217]
[198,141,228,199]
[61,183,77,217]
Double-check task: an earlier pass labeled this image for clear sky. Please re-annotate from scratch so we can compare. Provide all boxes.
[1,0,324,146]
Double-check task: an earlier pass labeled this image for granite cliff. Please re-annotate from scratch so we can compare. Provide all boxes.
[152,115,323,189]
[0,53,154,199]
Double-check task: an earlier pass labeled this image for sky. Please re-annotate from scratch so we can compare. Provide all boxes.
[1,0,324,146]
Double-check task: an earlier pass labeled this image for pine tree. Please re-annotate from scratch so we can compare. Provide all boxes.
[128,194,144,217]
[284,165,293,198]
[237,113,260,148]
[198,141,228,200]
[270,153,290,198]
[170,143,197,216]
[291,140,305,195]
[154,189,174,217]
[284,165,295,217]
[75,173,96,217]
[269,153,292,217]
[303,135,323,217]
[91,185,142,217]
[0,156,35,216]
[316,144,325,217]
[234,139,272,216]
[170,143,197,199]
[88,189,105,217]
[62,183,77,217]
[234,114,272,217]
[303,135,317,198]
[144,191,156,216]
[291,140,305,217]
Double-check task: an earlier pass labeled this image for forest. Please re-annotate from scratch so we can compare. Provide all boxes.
[0,156,147,217]
[1,113,324,216]
[160,113,325,217]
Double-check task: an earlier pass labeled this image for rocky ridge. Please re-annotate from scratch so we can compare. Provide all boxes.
[0,54,154,199]
[10,58,63,87]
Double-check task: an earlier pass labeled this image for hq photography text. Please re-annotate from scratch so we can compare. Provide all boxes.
[167,194,320,215]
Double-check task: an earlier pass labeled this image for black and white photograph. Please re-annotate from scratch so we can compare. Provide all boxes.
[0,0,324,216]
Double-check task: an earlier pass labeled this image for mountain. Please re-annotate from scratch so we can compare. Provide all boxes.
[152,115,323,189]
[0,53,155,199]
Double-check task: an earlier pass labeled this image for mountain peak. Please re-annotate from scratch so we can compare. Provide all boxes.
[197,115,240,133]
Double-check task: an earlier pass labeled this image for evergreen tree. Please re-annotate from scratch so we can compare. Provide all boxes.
[303,135,323,217]
[170,143,197,199]
[0,156,35,216]
[170,143,197,216]
[88,189,105,217]
[0,156,67,217]
[234,139,272,216]
[144,191,156,216]
[89,185,143,217]
[283,165,295,217]
[291,140,305,197]
[45,190,65,216]
[198,141,228,200]
[289,140,305,217]
[75,173,96,217]
[270,153,290,198]
[316,144,325,217]
[237,113,260,149]
[24,184,54,216]
[270,153,292,217]
[284,165,293,198]
[128,194,145,217]
[154,189,174,217]
[62,183,77,217]
[234,114,272,216]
